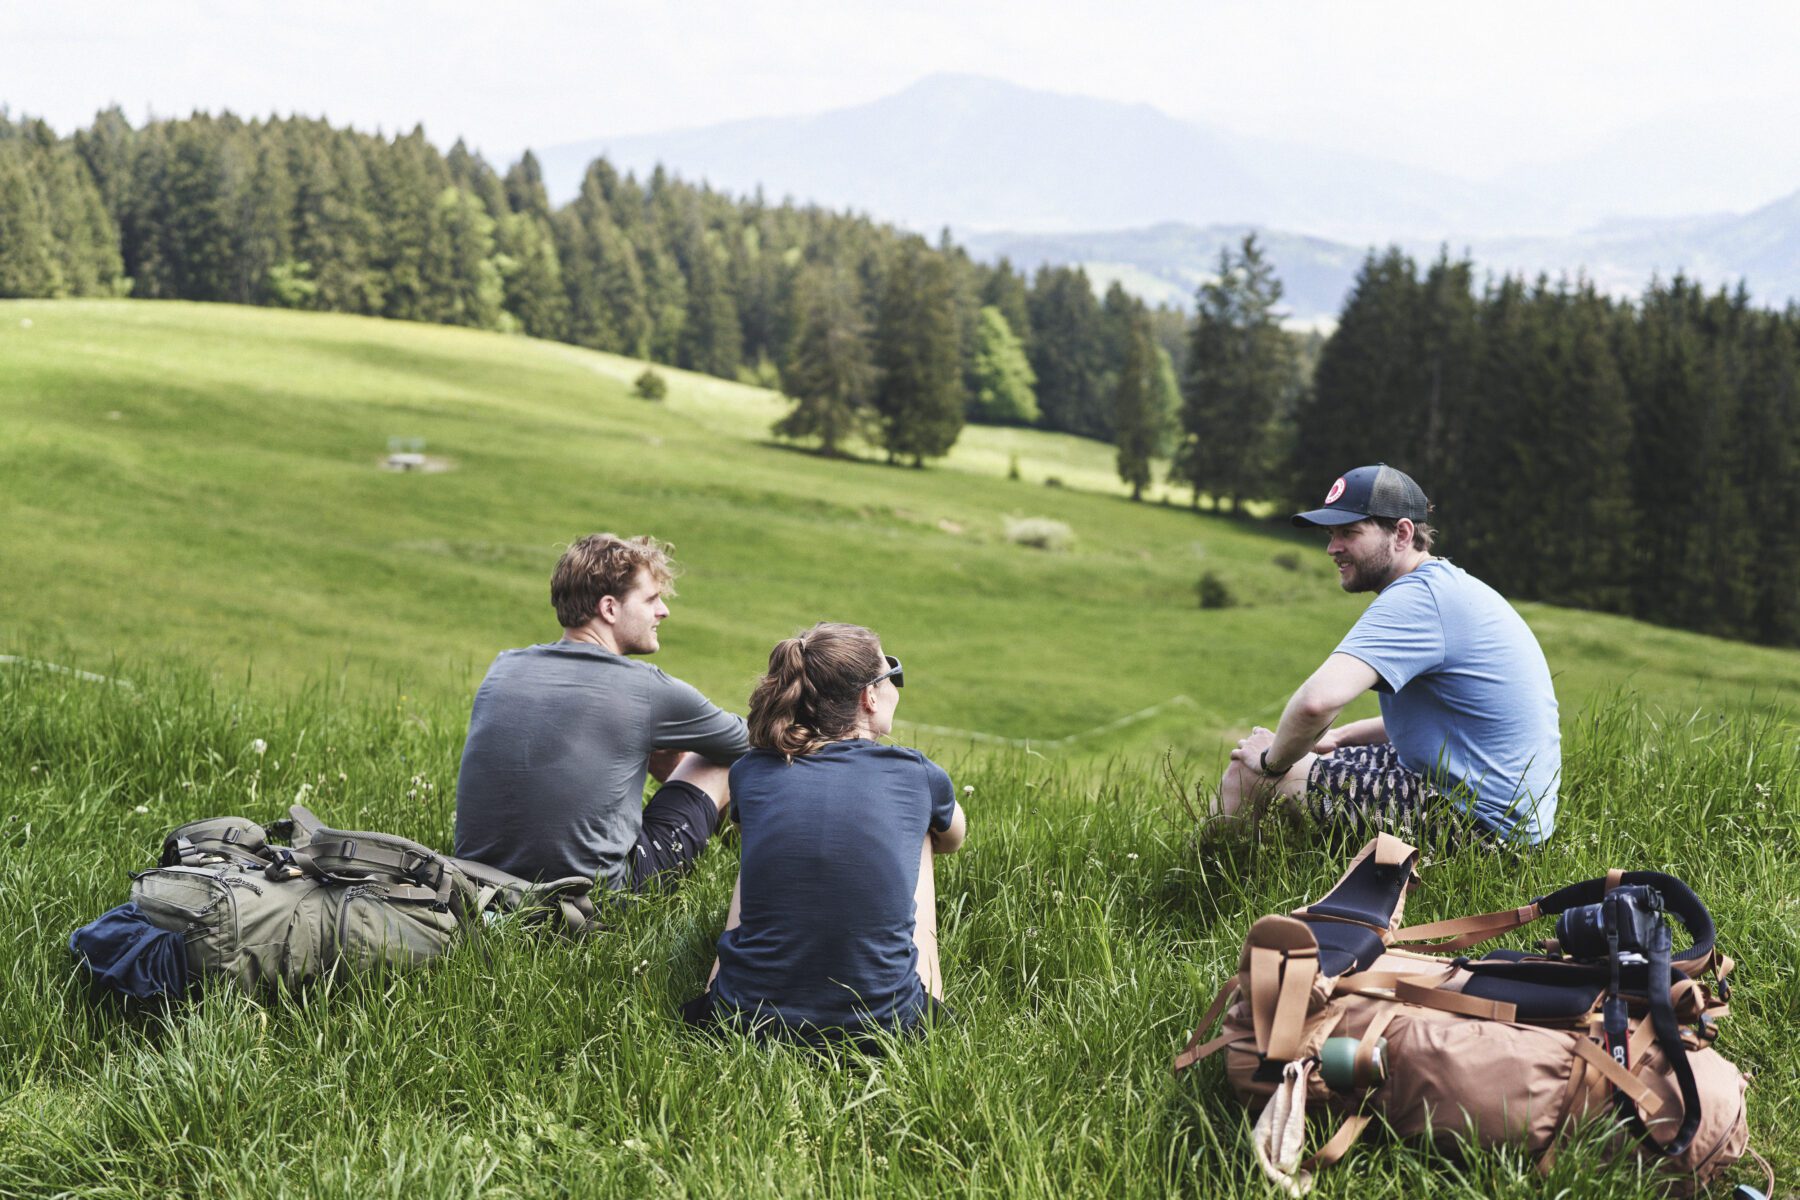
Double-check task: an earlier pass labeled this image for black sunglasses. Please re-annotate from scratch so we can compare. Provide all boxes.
[862,655,904,689]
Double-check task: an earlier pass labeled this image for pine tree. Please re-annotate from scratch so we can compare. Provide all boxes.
[129,118,238,300]
[1172,234,1296,512]
[504,151,554,222]
[0,141,59,296]
[979,259,1033,360]
[423,186,504,329]
[675,215,741,377]
[968,305,1038,424]
[1290,248,1419,509]
[228,130,294,305]
[774,265,875,455]
[369,125,450,321]
[1740,312,1800,643]
[873,244,964,465]
[1027,266,1107,439]
[1112,312,1169,500]
[496,209,568,340]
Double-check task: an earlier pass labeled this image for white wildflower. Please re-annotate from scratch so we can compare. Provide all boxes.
[133,805,149,814]
[250,738,267,756]
[1126,852,1139,861]
[962,785,974,796]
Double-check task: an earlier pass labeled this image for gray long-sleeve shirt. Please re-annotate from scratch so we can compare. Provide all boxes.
[453,641,749,888]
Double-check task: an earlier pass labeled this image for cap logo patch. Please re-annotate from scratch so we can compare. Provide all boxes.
[1325,477,1346,505]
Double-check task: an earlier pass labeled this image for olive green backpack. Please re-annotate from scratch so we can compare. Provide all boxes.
[123,804,597,992]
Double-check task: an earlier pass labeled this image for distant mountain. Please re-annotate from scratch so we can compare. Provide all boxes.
[962,190,1800,326]
[535,72,1800,318]
[960,223,1366,326]
[1496,102,1800,229]
[1460,190,1800,307]
[535,73,1549,243]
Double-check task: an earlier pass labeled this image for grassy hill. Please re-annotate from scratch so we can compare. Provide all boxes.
[3,300,1796,769]
[3,301,1798,1197]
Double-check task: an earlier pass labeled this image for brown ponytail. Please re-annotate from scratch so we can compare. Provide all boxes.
[747,622,885,760]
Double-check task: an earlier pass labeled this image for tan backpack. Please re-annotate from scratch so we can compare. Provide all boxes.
[1173,835,1767,1196]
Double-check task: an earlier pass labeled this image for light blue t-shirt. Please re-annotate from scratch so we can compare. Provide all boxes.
[1335,559,1561,843]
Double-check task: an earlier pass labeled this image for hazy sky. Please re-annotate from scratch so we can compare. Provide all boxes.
[6,0,1799,190]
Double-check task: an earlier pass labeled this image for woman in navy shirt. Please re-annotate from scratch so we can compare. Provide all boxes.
[684,622,966,1041]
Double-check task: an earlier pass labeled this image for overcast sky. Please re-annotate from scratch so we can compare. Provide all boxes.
[6,0,1799,194]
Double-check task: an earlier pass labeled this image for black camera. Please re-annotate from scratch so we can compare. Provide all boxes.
[1555,884,1665,961]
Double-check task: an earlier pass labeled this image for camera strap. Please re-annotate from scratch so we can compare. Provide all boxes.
[1603,898,1630,1069]
[1619,917,1703,1157]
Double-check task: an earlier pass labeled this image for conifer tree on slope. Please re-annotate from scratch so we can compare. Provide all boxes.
[968,305,1038,424]
[775,265,876,456]
[1173,234,1295,513]
[874,244,965,466]
[0,142,60,297]
[1288,248,1419,510]
[1113,310,1169,501]
[1027,266,1107,439]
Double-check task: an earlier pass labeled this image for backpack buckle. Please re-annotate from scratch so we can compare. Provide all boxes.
[264,847,303,881]
[400,850,440,886]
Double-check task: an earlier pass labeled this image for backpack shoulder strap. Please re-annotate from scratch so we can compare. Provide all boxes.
[1391,902,1543,954]
[286,803,328,847]
[448,856,601,938]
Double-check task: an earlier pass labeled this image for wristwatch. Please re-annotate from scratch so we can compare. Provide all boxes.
[1258,748,1285,778]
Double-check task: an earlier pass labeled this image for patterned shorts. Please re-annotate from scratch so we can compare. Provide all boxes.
[1306,743,1494,849]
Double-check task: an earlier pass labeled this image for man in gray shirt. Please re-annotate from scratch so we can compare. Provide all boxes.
[454,534,749,890]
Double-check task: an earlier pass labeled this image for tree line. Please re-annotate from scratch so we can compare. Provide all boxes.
[1190,244,1797,648]
[0,108,1185,473]
[3,109,1793,645]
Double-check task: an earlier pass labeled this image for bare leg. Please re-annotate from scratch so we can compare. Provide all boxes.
[669,752,732,819]
[1214,750,1319,826]
[913,836,943,1000]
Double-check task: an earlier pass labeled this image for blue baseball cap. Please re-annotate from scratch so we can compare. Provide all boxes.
[1292,464,1430,528]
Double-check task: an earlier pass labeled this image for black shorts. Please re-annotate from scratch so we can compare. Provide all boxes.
[627,780,722,892]
[1306,743,1498,850]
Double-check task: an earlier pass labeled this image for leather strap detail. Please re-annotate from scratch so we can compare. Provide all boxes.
[1394,976,1517,1023]
[1571,1037,1666,1117]
[1173,981,1240,1073]
[1392,903,1541,953]
[1266,952,1318,1063]
[1304,1112,1374,1170]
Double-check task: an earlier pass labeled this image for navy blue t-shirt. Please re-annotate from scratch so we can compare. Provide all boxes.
[711,741,958,1033]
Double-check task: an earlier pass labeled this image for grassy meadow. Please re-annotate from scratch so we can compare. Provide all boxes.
[3,299,1799,1197]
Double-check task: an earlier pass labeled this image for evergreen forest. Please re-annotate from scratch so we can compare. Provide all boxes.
[2,108,1795,646]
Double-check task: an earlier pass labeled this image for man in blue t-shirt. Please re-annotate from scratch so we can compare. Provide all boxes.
[1216,464,1561,845]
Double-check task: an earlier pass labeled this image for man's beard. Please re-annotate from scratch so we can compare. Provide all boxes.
[1338,544,1396,593]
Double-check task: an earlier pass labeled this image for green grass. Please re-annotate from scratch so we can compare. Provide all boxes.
[2,665,1794,1198]
[2,299,1796,768]
[3,299,1799,1196]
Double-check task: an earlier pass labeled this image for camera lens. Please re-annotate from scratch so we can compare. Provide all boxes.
[1554,901,1608,959]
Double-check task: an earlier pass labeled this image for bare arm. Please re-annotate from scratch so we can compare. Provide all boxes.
[1314,716,1388,754]
[1231,653,1380,778]
[930,803,967,855]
